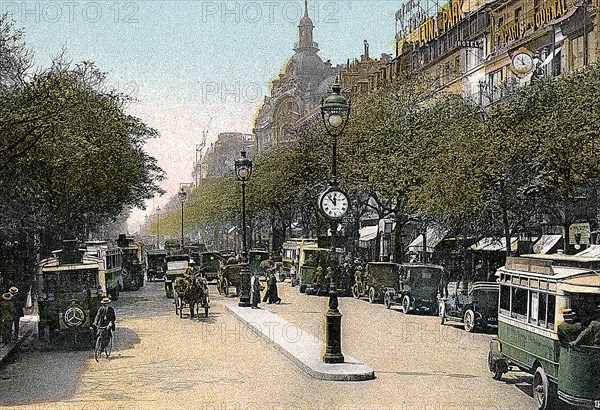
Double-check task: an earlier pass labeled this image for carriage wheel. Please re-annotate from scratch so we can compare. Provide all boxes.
[368,287,377,304]
[216,279,223,294]
[222,278,229,297]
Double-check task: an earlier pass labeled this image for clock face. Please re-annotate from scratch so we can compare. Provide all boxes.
[320,189,349,219]
[511,52,533,74]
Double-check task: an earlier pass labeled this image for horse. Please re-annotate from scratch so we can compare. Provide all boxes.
[174,271,209,319]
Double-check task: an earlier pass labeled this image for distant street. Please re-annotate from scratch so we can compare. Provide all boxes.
[0,279,540,409]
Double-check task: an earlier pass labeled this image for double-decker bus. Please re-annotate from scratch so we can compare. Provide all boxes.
[488,256,600,409]
[37,241,103,345]
[84,241,123,301]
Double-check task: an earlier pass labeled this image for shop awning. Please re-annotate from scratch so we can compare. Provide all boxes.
[469,237,518,252]
[533,234,563,254]
[407,228,446,253]
[359,225,378,242]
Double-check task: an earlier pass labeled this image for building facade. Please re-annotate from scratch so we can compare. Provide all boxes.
[201,132,253,178]
[253,0,338,156]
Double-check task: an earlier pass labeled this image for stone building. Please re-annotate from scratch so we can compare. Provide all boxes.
[253,0,339,156]
[201,132,253,178]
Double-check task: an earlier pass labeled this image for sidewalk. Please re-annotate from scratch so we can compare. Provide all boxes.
[0,313,37,366]
[226,303,375,381]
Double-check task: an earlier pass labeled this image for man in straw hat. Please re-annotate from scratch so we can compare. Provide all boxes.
[9,286,23,341]
[0,293,14,344]
[94,296,116,334]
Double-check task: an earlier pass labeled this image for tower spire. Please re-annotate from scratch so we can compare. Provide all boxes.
[304,0,308,17]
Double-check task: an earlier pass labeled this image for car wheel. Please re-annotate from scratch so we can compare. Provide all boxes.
[384,292,392,309]
[439,302,446,325]
[368,287,377,303]
[464,309,476,332]
[351,285,360,299]
[299,283,307,293]
[402,295,411,313]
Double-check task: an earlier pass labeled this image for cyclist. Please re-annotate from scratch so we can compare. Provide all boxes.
[93,296,115,349]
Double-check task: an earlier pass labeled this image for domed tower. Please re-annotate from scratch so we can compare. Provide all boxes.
[295,0,318,53]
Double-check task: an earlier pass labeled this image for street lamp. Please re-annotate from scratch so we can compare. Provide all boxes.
[156,206,161,249]
[319,76,350,364]
[235,150,253,307]
[178,186,187,248]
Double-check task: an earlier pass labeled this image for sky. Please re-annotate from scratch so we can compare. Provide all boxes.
[6,0,404,232]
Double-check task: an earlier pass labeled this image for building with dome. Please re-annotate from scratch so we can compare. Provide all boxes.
[253,0,339,156]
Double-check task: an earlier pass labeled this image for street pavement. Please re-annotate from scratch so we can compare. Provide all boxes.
[0,279,544,409]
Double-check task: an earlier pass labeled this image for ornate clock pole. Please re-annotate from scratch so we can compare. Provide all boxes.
[319,76,350,364]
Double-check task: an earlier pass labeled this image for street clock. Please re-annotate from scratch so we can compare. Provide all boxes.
[318,185,350,220]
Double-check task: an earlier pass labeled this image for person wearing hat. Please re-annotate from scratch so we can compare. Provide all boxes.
[558,308,582,344]
[572,305,600,347]
[0,293,15,344]
[93,296,116,335]
[9,286,23,341]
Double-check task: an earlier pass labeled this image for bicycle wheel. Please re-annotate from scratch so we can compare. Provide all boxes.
[105,333,113,358]
[94,336,102,362]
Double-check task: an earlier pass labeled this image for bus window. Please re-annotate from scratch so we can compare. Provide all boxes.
[512,287,527,319]
[500,284,510,313]
[538,292,548,327]
[547,294,556,328]
[529,292,539,324]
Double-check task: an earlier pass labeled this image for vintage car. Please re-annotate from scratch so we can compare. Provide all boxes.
[144,248,167,282]
[164,254,190,298]
[439,281,499,332]
[299,247,347,296]
[249,249,270,278]
[217,262,244,296]
[383,263,443,314]
[353,262,400,303]
[196,251,222,281]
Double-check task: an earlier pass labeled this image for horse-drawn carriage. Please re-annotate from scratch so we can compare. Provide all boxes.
[217,263,243,296]
[173,269,210,318]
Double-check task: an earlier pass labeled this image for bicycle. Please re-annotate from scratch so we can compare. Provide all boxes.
[94,325,113,362]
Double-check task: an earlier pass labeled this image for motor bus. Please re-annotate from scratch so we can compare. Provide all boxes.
[116,234,144,291]
[281,238,317,280]
[37,241,103,345]
[145,248,167,281]
[488,256,600,409]
[84,241,123,301]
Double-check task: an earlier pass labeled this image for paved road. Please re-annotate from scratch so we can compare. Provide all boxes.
[0,279,540,409]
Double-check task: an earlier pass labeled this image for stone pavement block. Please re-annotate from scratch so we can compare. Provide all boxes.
[226,303,375,381]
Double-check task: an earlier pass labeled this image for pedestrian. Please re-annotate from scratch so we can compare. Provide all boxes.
[264,272,281,304]
[250,273,262,309]
[558,309,582,344]
[0,292,14,344]
[9,286,23,341]
[289,264,297,287]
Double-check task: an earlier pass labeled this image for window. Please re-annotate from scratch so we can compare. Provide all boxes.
[489,69,504,102]
[500,284,510,312]
[547,294,556,327]
[529,291,539,324]
[512,287,528,318]
[538,292,548,327]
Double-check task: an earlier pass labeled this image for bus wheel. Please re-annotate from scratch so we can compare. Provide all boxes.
[488,351,503,380]
[533,366,553,410]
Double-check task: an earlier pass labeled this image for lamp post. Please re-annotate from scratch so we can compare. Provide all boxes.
[178,186,187,247]
[235,150,253,307]
[156,206,161,249]
[319,76,350,364]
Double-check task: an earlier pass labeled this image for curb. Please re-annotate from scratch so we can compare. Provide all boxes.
[226,303,375,381]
